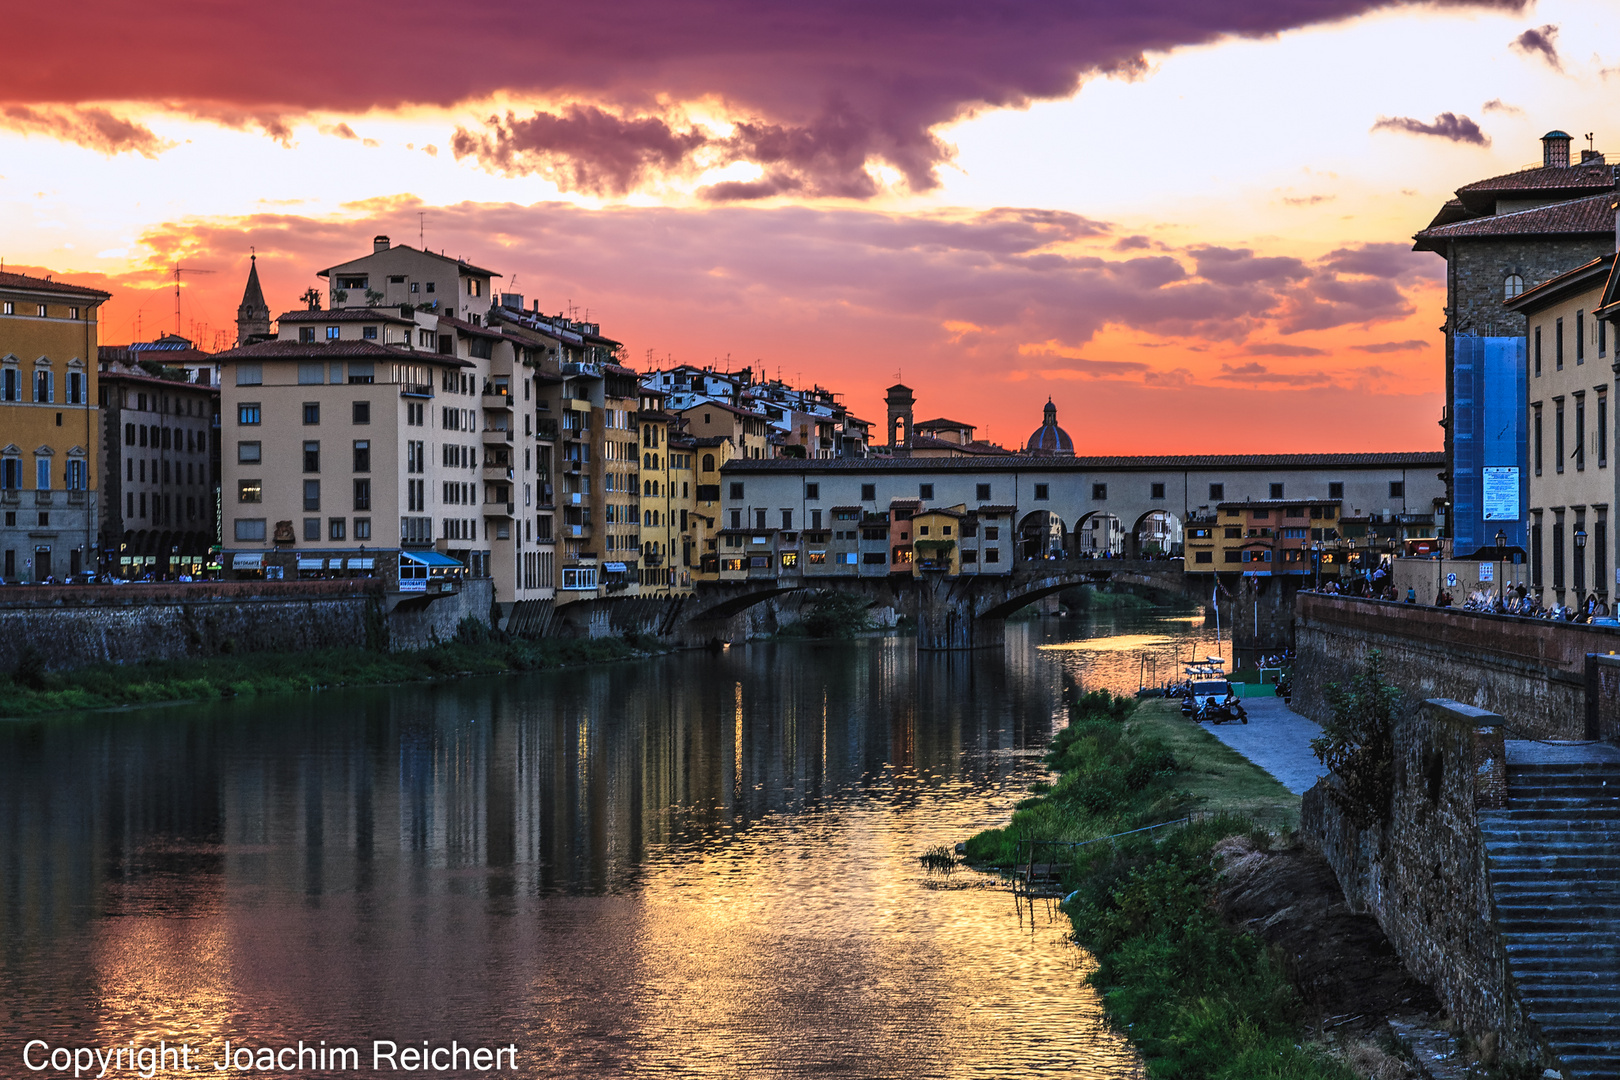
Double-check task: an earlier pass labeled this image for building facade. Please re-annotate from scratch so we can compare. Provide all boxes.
[1414,129,1617,552]
[1508,254,1617,608]
[97,337,221,578]
[0,271,109,582]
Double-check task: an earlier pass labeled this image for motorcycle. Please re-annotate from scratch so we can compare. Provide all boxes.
[1273,672,1293,705]
[1197,697,1248,725]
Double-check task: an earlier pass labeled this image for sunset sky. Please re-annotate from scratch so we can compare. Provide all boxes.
[3,0,1616,452]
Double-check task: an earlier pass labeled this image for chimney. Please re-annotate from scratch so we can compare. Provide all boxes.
[1542,130,1572,168]
[1583,149,1606,165]
[373,235,390,253]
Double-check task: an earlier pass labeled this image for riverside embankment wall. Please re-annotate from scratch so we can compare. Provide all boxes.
[0,579,493,670]
[1294,592,1620,739]
[1301,700,1529,1056]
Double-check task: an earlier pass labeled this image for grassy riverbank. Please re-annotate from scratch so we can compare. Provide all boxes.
[0,625,657,719]
[967,696,1356,1080]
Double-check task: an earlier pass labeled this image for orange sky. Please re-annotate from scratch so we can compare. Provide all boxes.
[3,0,1615,453]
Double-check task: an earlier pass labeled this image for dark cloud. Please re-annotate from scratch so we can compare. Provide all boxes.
[0,105,172,158]
[1510,24,1561,70]
[1481,97,1522,115]
[1244,343,1325,357]
[1352,339,1429,353]
[453,106,711,196]
[1190,246,1309,286]
[0,0,1530,197]
[1318,242,1441,281]
[1280,194,1335,206]
[1216,362,1329,385]
[1371,111,1490,146]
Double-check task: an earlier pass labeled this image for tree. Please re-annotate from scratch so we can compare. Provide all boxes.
[300,287,323,311]
[1309,649,1401,828]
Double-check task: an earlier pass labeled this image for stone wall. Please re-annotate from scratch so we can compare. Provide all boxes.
[1294,592,1616,739]
[1301,700,1529,1054]
[0,579,495,671]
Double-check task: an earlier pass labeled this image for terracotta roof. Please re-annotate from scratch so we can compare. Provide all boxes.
[915,417,975,430]
[722,451,1443,473]
[435,313,507,340]
[278,307,415,324]
[977,504,1018,514]
[1216,499,1340,509]
[1413,192,1616,251]
[317,245,502,279]
[214,339,474,367]
[682,400,767,421]
[0,270,110,299]
[1455,161,1614,206]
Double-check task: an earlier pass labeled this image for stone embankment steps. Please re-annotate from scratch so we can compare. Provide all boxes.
[1479,743,1620,1080]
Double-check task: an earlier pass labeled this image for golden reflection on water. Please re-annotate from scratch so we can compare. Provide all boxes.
[0,621,1200,1079]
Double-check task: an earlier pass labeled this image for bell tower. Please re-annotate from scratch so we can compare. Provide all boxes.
[236,254,271,345]
[885,383,914,451]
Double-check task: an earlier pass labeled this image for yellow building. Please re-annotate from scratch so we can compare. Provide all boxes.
[1,271,110,582]
[911,506,965,575]
[637,388,678,593]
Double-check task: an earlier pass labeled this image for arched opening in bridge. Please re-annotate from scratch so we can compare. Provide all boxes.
[1017,511,1068,562]
[1071,512,1124,558]
[1133,510,1184,559]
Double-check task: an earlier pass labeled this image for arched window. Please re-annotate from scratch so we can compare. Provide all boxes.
[1504,274,1525,300]
[702,454,715,472]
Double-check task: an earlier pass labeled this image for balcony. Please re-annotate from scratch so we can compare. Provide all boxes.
[481,393,512,410]
[482,463,513,482]
[483,427,514,444]
[536,418,559,440]
[565,459,583,473]
[400,384,433,398]
[643,552,664,568]
[563,425,591,441]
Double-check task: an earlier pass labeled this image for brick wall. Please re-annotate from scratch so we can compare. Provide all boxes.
[1294,591,1617,739]
[1301,700,1529,1054]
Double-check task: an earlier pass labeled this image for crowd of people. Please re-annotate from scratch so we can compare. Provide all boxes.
[1303,557,1614,623]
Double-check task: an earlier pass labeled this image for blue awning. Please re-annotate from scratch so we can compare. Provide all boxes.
[400,550,465,568]
[602,561,628,573]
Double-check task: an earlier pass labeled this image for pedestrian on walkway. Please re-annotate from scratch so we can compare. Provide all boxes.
[1405,586,1417,604]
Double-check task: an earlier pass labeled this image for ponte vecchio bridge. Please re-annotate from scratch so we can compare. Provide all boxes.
[645,451,1447,649]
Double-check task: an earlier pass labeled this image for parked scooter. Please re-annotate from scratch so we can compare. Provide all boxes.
[1197,696,1248,725]
[1273,672,1293,705]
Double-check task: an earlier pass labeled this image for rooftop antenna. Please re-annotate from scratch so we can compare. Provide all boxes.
[171,262,215,336]
[419,211,425,248]
[1587,132,1596,151]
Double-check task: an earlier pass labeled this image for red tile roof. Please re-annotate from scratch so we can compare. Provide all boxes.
[1456,161,1614,200]
[278,307,415,324]
[1414,192,1615,251]
[213,339,473,367]
[724,451,1443,473]
[0,270,110,299]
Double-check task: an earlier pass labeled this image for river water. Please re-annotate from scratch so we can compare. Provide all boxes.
[1,609,1228,1078]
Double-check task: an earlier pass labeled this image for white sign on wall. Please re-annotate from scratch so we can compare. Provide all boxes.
[1447,573,1458,587]
[1479,563,1494,582]
[1483,466,1521,521]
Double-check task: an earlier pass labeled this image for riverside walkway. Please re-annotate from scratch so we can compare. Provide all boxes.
[1203,697,1328,795]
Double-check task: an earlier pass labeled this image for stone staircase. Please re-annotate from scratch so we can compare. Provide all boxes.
[1479,741,1620,1080]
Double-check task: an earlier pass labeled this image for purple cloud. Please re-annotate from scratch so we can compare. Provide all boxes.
[1371,112,1490,146]
[1510,24,1561,70]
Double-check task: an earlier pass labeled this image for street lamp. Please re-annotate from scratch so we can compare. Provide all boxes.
[1575,529,1588,613]
[1495,529,1507,609]
[1312,540,1321,590]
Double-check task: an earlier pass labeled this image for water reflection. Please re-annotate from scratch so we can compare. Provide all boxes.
[0,616,1208,1078]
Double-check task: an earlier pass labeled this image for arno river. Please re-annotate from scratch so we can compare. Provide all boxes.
[1,611,1226,1078]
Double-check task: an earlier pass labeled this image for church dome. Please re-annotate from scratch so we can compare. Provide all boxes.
[1025,398,1075,456]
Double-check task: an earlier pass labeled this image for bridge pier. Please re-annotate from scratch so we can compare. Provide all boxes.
[915,572,1004,650]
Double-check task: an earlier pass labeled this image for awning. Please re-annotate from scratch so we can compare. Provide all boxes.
[602,561,628,573]
[232,553,263,569]
[347,557,375,570]
[297,557,325,570]
[400,550,465,568]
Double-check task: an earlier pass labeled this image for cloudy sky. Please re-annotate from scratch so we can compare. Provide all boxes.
[3,0,1615,452]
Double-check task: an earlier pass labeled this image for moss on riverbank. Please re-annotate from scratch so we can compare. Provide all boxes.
[966,696,1357,1080]
[0,626,656,719]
